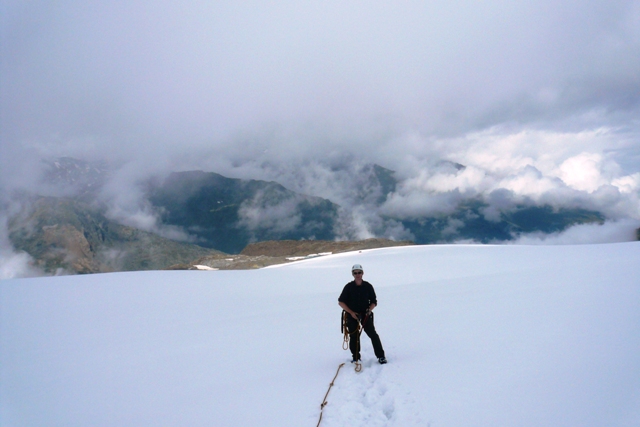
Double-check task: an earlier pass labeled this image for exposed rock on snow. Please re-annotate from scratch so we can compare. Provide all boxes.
[180,238,414,270]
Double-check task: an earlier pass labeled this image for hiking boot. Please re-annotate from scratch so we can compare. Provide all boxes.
[351,357,361,363]
[378,357,387,364]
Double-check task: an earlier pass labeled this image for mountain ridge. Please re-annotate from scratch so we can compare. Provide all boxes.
[4,157,626,275]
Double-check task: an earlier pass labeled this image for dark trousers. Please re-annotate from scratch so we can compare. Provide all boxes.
[345,312,385,360]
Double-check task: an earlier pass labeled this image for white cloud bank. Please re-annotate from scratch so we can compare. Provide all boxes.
[378,128,640,224]
[509,219,640,245]
[0,216,43,279]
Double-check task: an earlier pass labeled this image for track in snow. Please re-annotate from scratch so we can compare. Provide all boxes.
[320,354,426,427]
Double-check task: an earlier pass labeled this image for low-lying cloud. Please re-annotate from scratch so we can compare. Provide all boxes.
[376,128,640,222]
[0,214,44,279]
[238,192,303,237]
[508,219,640,245]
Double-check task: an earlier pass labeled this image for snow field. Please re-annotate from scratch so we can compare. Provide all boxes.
[321,359,424,427]
[2,242,640,427]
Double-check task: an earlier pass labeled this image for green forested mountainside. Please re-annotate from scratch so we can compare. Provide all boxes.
[148,171,339,253]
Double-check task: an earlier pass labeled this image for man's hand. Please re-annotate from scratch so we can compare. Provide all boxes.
[339,301,359,320]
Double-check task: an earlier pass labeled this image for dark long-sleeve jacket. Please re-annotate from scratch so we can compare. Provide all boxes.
[338,280,378,314]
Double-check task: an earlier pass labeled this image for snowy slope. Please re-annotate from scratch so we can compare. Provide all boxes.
[1,243,639,427]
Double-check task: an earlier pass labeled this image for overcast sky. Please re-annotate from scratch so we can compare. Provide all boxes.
[1,0,640,251]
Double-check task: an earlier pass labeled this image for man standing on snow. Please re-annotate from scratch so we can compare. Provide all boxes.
[338,264,387,364]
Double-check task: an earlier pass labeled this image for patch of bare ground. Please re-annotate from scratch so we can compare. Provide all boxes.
[168,238,414,270]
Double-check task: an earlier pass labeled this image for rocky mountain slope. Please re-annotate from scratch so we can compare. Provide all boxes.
[8,196,220,274]
[41,157,110,201]
[239,237,413,257]
[170,238,414,270]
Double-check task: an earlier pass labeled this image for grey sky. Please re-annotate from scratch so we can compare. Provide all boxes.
[1,0,640,249]
[3,1,639,144]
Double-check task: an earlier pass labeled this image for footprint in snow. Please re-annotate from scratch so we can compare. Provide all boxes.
[320,356,425,427]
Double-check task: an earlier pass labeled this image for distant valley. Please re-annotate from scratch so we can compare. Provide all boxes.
[6,157,611,275]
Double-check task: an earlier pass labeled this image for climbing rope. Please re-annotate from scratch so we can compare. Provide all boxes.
[316,362,345,427]
[342,312,368,372]
[316,311,371,425]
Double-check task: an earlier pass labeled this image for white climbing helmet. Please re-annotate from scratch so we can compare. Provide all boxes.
[351,264,363,272]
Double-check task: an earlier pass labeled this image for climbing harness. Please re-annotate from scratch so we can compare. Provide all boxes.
[316,362,345,427]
